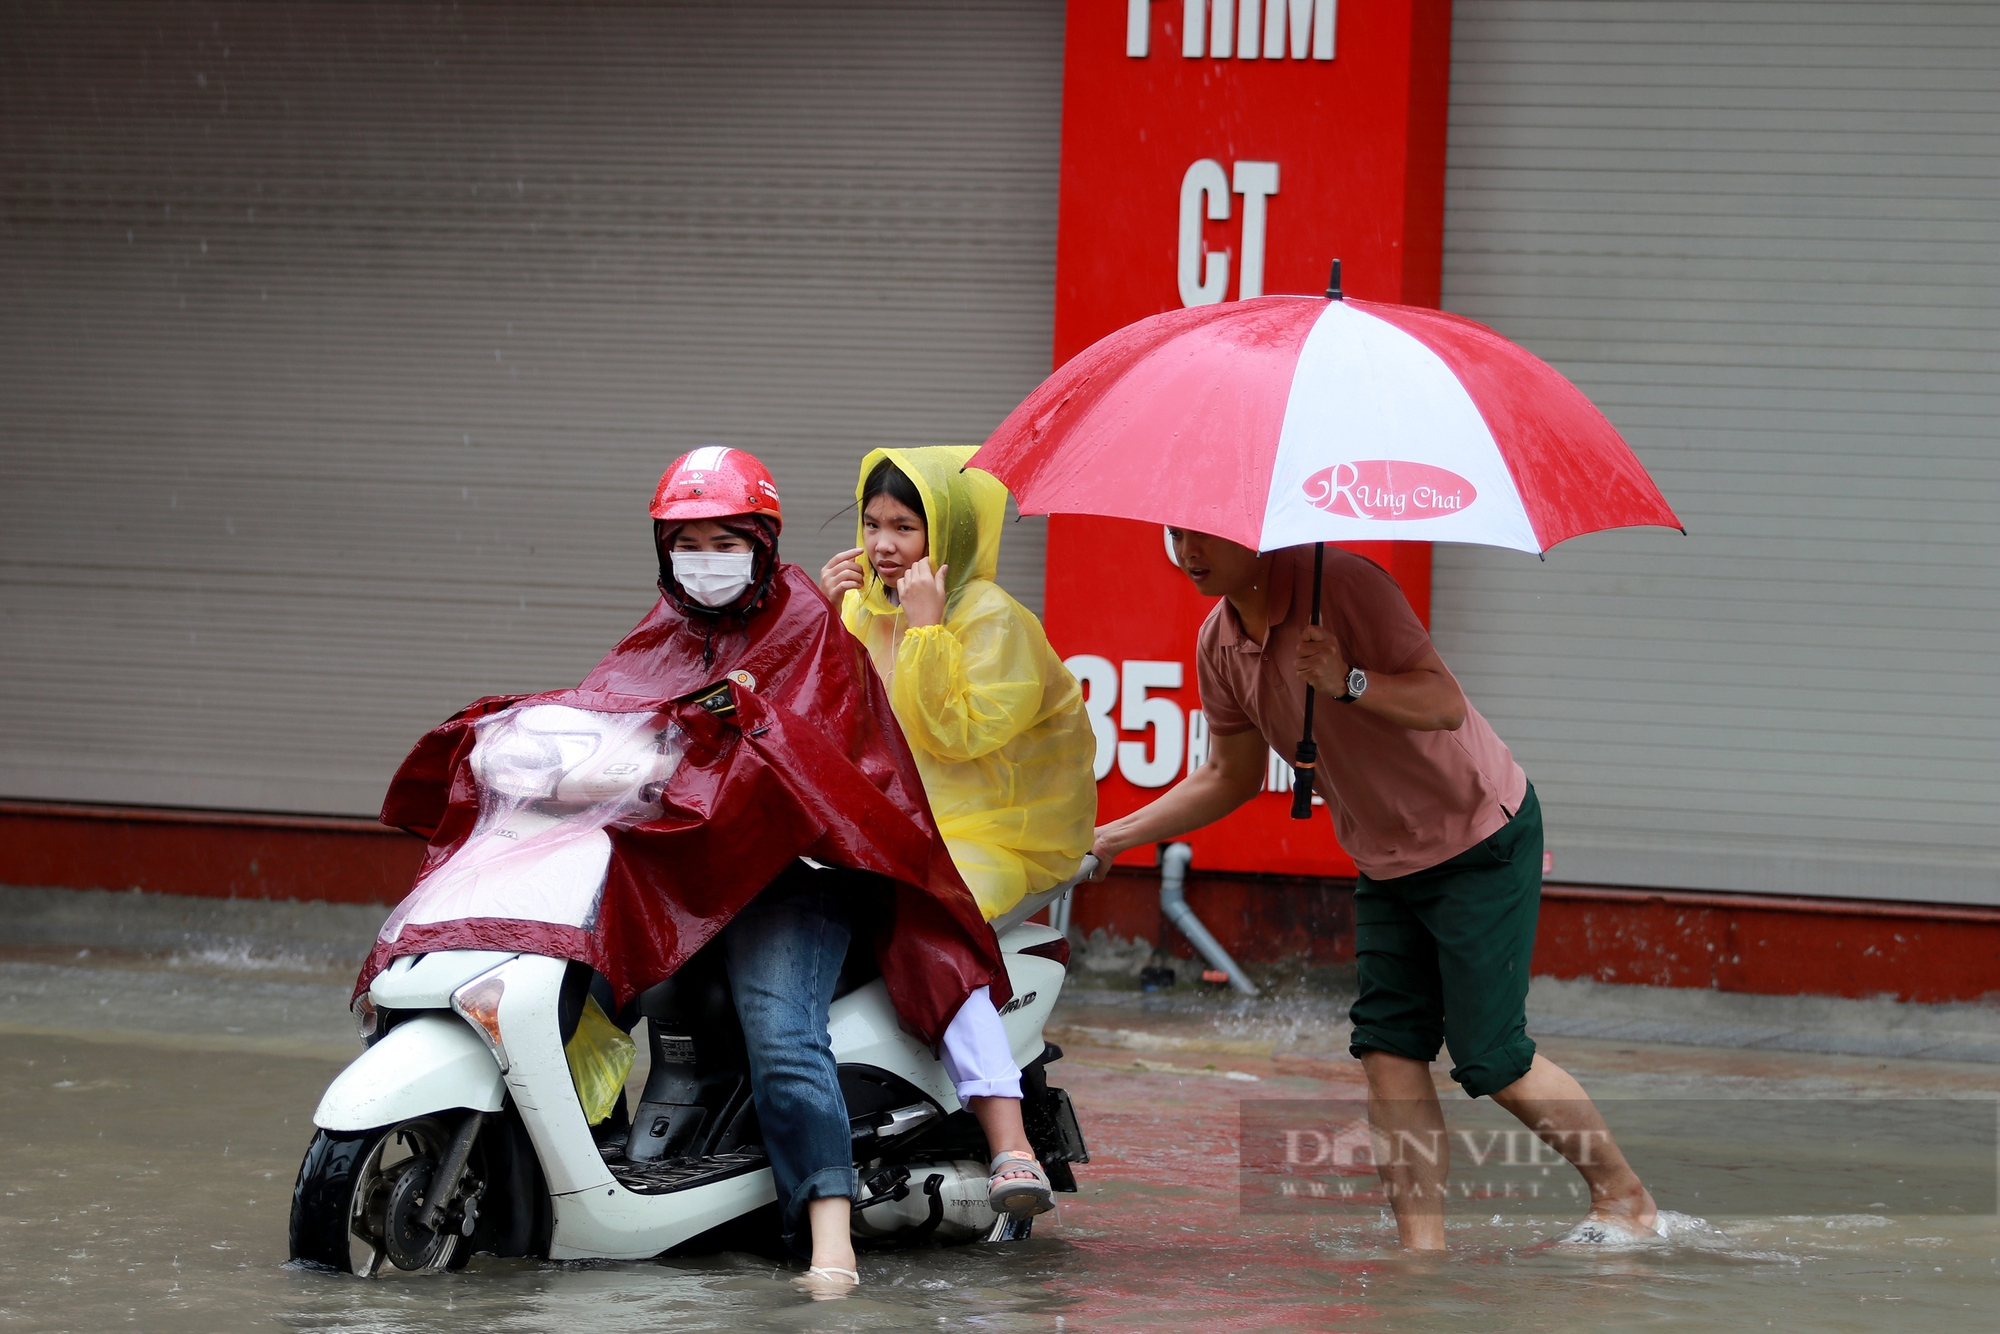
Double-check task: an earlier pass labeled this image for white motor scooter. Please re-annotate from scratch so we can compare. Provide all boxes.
[288,702,1089,1276]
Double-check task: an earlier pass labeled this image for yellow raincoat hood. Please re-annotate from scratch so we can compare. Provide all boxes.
[840,446,1096,920]
[850,444,1005,615]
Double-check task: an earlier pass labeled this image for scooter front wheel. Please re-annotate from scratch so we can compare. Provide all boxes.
[291,1126,392,1274]
[289,1116,471,1276]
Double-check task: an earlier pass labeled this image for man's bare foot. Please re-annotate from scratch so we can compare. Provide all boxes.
[1595,1182,1659,1231]
[1563,1185,1660,1244]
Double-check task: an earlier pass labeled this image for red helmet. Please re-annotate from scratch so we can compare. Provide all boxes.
[649,446,783,532]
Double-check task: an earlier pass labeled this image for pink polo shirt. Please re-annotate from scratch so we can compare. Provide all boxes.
[1195,546,1528,880]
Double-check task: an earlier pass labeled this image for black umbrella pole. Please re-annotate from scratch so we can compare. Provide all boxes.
[1290,541,1328,820]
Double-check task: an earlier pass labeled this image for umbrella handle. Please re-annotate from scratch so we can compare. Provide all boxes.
[1289,542,1327,821]
[1289,726,1318,819]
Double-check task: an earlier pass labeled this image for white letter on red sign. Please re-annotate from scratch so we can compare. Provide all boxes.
[1183,0,1206,57]
[1119,660,1185,788]
[1266,746,1290,792]
[1065,654,1118,781]
[1178,159,1231,307]
[1186,708,1211,775]
[1266,0,1335,60]
[1128,0,1151,57]
[1209,0,1234,59]
[1232,160,1279,299]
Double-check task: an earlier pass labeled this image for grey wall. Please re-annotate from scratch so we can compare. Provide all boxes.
[1434,1,1999,905]
[0,0,1064,816]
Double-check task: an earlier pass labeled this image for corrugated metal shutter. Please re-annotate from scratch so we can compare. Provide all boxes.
[0,0,1063,817]
[1435,2,1999,905]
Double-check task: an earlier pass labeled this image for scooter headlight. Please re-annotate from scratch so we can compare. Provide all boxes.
[352,994,380,1044]
[451,971,509,1071]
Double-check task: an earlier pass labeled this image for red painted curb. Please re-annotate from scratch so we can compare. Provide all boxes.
[1067,868,2000,1005]
[4,801,1995,1005]
[0,800,422,906]
[1068,868,1358,969]
[1534,883,2000,1005]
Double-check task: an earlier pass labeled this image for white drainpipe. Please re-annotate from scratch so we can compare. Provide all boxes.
[1157,842,1259,996]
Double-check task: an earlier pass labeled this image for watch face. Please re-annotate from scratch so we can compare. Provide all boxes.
[1347,668,1368,696]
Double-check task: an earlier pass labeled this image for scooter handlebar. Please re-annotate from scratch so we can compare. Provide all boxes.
[988,853,1099,937]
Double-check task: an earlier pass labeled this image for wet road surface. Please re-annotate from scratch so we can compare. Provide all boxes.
[3,886,1997,1331]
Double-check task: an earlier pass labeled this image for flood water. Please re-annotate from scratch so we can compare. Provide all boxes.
[0,880,1992,1328]
[3,917,1997,1331]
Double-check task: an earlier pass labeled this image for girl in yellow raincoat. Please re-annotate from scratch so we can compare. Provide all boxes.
[821,445,1097,920]
[819,444,1097,1219]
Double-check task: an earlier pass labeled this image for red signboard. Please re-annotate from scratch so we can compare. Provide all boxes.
[1042,0,1453,875]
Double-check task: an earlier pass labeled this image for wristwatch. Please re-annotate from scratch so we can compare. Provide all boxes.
[1336,667,1367,703]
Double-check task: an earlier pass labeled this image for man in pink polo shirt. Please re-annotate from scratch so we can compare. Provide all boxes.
[1089,529,1658,1249]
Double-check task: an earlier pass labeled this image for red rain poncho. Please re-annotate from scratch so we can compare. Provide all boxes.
[356,563,1008,1047]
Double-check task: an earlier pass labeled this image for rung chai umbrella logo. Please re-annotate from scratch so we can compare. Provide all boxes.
[1303,461,1477,521]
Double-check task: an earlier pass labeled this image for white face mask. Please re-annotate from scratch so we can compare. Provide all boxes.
[670,550,756,608]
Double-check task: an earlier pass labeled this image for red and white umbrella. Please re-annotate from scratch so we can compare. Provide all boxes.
[972,288,1681,555]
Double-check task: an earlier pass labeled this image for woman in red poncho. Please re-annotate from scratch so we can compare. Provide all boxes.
[365,447,1008,1287]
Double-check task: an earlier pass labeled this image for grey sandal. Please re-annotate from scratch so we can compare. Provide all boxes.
[987,1150,1055,1219]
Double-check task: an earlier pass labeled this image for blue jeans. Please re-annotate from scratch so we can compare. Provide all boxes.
[721,863,856,1253]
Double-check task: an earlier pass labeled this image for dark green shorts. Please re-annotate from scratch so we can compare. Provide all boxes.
[1348,782,1542,1098]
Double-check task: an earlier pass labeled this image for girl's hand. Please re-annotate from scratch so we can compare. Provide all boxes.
[900,557,949,628]
[819,548,865,604]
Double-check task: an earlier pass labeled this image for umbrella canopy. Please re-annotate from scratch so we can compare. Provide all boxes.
[971,293,1681,556]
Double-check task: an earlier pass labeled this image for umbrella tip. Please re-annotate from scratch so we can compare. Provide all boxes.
[1325,259,1343,301]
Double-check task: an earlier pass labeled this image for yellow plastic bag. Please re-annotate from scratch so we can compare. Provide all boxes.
[564,994,636,1126]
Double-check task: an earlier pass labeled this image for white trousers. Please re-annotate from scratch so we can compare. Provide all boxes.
[940,986,1021,1100]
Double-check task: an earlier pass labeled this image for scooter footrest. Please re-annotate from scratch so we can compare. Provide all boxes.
[607,1150,768,1197]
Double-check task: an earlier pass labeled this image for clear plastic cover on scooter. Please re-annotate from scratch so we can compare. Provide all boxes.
[377,704,685,943]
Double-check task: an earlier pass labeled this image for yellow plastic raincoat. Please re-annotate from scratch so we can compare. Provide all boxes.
[841,446,1097,921]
